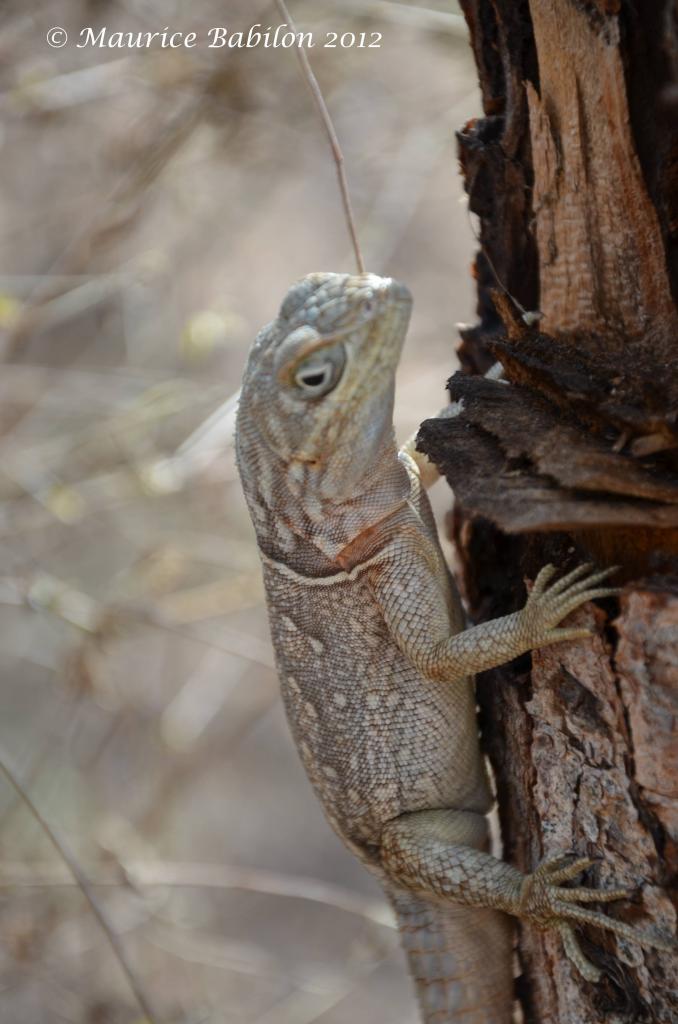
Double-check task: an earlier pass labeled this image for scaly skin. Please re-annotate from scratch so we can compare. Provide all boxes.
[235,272,675,1024]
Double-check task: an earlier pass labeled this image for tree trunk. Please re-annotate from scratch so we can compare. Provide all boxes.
[417,2,678,1021]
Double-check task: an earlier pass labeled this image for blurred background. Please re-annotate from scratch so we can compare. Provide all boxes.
[0,2,479,1021]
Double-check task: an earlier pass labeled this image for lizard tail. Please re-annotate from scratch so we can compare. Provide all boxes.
[387,885,515,1024]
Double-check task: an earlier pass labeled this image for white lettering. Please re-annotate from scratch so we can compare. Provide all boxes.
[246,24,262,48]
[75,23,309,50]
[77,26,107,47]
[208,26,228,47]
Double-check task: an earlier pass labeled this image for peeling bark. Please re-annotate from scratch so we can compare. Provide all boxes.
[417,1,678,1020]
[527,3,678,339]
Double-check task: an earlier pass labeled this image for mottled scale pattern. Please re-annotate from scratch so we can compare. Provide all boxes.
[263,559,492,857]
[381,810,522,912]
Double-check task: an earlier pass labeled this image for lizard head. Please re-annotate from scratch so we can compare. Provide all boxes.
[237,272,412,507]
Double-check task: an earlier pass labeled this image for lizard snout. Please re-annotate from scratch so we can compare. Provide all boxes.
[383,277,412,305]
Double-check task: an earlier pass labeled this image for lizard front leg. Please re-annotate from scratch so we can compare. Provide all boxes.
[381,809,675,985]
[368,554,619,686]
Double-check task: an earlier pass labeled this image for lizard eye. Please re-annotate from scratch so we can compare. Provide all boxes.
[293,347,345,398]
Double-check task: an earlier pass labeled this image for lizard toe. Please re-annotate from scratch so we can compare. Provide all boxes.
[557,922,602,982]
[542,562,594,598]
[551,899,677,952]
[549,883,633,904]
[541,855,596,884]
[531,563,558,597]
[554,586,621,621]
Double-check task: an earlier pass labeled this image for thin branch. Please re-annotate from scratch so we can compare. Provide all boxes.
[0,859,395,930]
[0,747,160,1024]
[274,0,365,274]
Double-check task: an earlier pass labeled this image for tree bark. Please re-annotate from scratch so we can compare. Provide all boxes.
[417,2,678,1020]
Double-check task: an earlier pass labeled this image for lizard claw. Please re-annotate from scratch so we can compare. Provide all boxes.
[522,562,620,649]
[518,852,677,980]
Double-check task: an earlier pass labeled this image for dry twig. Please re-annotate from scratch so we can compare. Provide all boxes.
[274,0,365,273]
[0,858,394,929]
[0,746,160,1024]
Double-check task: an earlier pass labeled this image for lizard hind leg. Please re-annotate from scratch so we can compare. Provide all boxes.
[381,810,678,995]
[382,809,516,1024]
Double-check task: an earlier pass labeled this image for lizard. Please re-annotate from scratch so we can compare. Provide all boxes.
[235,270,675,1024]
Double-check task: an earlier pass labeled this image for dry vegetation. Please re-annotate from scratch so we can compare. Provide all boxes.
[0,2,478,1021]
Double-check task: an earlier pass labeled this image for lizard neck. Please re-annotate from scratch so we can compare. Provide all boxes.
[238,425,411,573]
[306,441,412,564]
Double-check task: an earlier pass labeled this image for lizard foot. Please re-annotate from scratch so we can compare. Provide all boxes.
[521,562,620,647]
[519,853,677,982]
